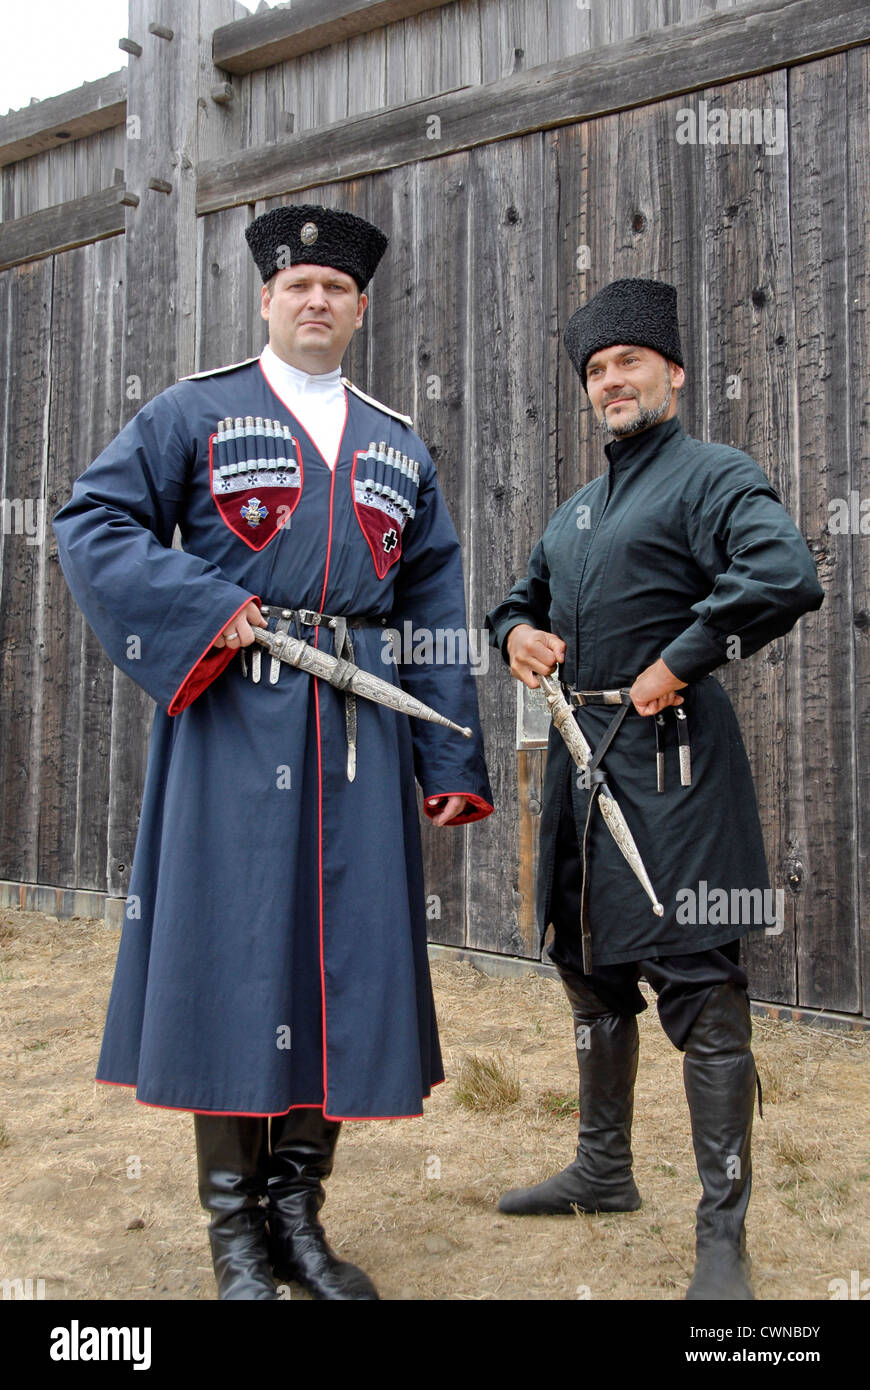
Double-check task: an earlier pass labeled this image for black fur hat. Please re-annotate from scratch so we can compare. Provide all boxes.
[245,204,388,290]
[564,278,683,391]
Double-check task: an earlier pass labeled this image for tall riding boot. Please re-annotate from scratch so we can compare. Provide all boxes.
[194,1113,278,1300]
[683,982,756,1300]
[499,971,641,1215]
[268,1108,379,1300]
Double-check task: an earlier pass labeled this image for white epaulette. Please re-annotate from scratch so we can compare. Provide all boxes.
[341,377,413,428]
[178,356,261,382]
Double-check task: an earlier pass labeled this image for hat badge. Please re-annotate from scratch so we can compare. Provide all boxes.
[300,221,319,246]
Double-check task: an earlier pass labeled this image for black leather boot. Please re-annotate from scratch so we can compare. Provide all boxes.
[683,982,756,1300]
[194,1113,279,1300]
[268,1108,379,1300]
[499,970,642,1215]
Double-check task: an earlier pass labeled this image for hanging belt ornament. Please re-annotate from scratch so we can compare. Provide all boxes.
[324,615,358,782]
[538,673,664,972]
[655,705,692,791]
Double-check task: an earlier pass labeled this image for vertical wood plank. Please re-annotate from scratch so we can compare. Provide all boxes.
[73,235,125,891]
[292,41,352,134]
[40,236,123,892]
[276,56,300,145]
[514,124,562,954]
[590,0,667,46]
[556,110,620,501]
[609,96,708,442]
[39,245,93,889]
[699,71,797,1006]
[292,53,319,135]
[384,19,408,105]
[413,150,471,947]
[478,0,546,83]
[454,0,483,87]
[197,204,257,370]
[846,43,870,1016]
[246,68,270,148]
[400,13,428,100]
[438,2,463,92]
[465,133,548,956]
[552,118,595,506]
[410,5,446,97]
[782,54,856,1013]
[314,42,352,126]
[655,96,709,444]
[546,0,592,63]
[364,166,417,413]
[346,32,384,118]
[0,258,53,883]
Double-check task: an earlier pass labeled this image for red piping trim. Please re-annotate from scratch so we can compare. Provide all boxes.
[167,593,259,716]
[258,358,350,471]
[95,1076,444,1120]
[314,675,327,1106]
[315,462,338,1111]
[423,791,494,825]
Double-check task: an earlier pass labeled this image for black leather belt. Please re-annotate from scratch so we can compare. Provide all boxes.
[269,606,387,631]
[568,685,691,793]
[569,687,632,707]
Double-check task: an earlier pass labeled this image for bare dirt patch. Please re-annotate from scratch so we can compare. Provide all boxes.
[1,908,867,1301]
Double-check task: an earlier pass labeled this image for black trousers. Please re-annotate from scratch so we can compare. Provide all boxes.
[548,772,748,1051]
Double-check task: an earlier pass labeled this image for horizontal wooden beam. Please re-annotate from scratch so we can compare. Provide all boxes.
[0,878,123,927]
[213,0,453,74]
[0,69,127,170]
[198,0,870,214]
[428,943,870,1028]
[0,184,131,272]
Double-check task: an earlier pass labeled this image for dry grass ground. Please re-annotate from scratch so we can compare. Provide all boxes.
[1,908,868,1302]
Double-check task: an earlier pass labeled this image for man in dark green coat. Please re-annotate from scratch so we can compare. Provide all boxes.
[486,278,824,1300]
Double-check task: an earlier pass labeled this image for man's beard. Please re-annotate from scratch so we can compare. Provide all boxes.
[598,376,672,438]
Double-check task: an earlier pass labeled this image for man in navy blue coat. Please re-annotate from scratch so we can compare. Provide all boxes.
[487,278,823,1300]
[55,205,492,1300]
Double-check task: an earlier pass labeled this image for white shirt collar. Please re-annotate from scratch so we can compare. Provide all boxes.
[261,343,342,393]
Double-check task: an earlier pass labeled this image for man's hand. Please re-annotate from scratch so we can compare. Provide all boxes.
[629,658,687,716]
[426,794,470,827]
[212,600,268,650]
[506,624,566,690]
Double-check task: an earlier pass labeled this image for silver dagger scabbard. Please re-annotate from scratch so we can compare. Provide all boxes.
[538,673,664,918]
[252,627,473,738]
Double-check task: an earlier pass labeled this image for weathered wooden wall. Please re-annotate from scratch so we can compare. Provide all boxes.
[0,0,867,1020]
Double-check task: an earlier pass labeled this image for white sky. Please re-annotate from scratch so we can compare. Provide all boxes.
[0,1,284,117]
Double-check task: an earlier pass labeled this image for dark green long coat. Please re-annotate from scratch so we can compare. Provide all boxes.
[486,417,824,967]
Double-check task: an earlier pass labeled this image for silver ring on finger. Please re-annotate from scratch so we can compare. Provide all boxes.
[226,631,240,643]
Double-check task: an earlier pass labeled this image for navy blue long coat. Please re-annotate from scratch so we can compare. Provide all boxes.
[54,358,492,1118]
[487,417,824,968]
